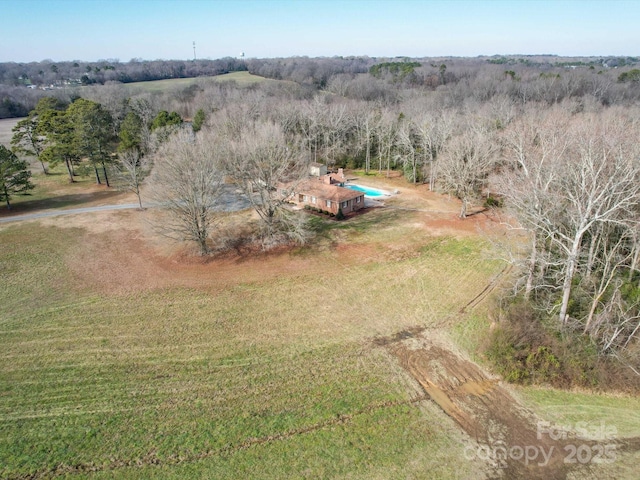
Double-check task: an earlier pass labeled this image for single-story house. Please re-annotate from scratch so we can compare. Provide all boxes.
[280,174,365,215]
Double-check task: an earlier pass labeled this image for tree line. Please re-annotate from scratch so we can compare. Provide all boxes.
[6,93,192,209]
[3,55,640,118]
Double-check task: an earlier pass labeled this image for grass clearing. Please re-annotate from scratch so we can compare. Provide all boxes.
[0,117,21,147]
[211,71,272,85]
[119,71,277,95]
[0,163,130,216]
[118,76,209,94]
[0,204,501,478]
[2,184,634,478]
[518,387,640,439]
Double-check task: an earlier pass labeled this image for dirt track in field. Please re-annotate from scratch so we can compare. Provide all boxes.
[376,329,639,479]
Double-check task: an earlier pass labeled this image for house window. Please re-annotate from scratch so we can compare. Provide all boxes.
[356,196,361,203]
[311,196,316,204]
[303,195,308,202]
[326,200,331,208]
[342,201,349,208]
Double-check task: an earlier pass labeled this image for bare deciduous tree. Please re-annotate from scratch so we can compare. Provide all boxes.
[375,110,398,176]
[439,122,496,218]
[114,148,150,209]
[499,106,640,354]
[552,119,640,325]
[224,121,309,247]
[149,130,224,255]
[353,105,379,174]
[496,106,568,299]
[395,119,420,184]
[414,110,454,191]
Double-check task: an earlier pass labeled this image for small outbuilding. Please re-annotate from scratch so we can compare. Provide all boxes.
[309,162,328,177]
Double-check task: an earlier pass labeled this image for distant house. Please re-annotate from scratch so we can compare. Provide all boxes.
[280,171,365,215]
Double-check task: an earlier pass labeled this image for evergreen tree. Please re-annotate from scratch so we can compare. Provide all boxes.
[118,111,144,152]
[192,108,205,133]
[0,145,34,209]
[67,99,115,186]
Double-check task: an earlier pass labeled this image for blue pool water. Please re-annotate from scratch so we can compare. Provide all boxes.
[344,184,387,197]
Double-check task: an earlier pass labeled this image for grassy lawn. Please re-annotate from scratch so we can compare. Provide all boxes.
[2,194,637,478]
[0,163,129,216]
[0,117,21,147]
[120,71,275,95]
[517,386,640,479]
[0,206,497,478]
[518,387,640,439]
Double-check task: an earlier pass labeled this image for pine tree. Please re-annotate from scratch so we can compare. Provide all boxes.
[0,145,34,209]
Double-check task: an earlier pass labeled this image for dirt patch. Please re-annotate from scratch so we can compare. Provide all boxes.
[57,186,487,297]
[423,211,496,237]
[382,332,628,479]
[364,178,507,239]
[61,209,342,296]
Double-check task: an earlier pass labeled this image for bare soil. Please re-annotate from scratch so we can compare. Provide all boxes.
[37,175,507,298]
[377,329,638,479]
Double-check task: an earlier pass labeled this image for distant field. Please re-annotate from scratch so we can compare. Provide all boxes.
[211,70,272,85]
[121,71,274,94]
[0,72,273,144]
[0,117,21,147]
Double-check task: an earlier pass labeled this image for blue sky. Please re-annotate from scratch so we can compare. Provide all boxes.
[2,0,638,62]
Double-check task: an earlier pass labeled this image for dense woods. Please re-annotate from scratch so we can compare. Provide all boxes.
[2,55,640,118]
[9,54,640,385]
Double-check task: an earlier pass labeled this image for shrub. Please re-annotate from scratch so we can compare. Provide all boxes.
[483,298,640,392]
[484,194,503,208]
[484,301,565,386]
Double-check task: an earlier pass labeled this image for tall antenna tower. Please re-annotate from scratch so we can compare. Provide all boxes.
[193,41,196,61]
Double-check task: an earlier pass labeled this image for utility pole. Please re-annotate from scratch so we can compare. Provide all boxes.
[193,41,196,61]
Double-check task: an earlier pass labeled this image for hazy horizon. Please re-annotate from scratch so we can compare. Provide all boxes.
[2,0,639,63]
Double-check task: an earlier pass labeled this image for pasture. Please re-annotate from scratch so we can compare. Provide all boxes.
[1,174,639,478]
[0,117,20,147]
[120,71,277,94]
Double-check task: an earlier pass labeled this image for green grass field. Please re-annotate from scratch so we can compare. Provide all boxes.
[1,190,638,478]
[0,205,498,478]
[519,387,640,439]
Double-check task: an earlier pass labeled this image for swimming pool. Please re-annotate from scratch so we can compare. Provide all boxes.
[344,184,388,197]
